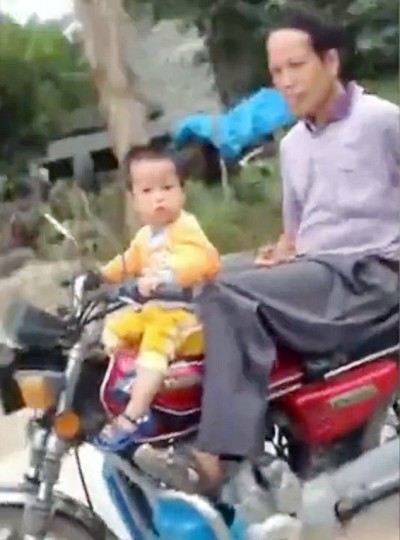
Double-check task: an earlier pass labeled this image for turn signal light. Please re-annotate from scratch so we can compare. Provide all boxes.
[53,412,80,440]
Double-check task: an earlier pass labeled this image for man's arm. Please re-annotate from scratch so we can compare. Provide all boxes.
[255,144,299,266]
[280,146,301,239]
[380,101,400,166]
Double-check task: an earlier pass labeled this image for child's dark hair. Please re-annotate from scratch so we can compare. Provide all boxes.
[272,4,347,56]
[122,145,189,191]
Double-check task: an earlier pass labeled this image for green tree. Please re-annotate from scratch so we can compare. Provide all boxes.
[0,17,95,171]
[128,0,398,105]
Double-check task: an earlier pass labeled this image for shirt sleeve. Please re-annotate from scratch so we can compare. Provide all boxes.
[163,216,221,287]
[380,102,400,166]
[101,236,142,284]
[280,144,302,236]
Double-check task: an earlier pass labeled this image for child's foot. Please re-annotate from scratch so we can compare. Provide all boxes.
[94,413,141,452]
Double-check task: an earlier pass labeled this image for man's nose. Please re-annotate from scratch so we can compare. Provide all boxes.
[279,69,295,90]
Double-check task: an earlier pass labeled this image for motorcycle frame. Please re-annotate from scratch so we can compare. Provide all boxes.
[0,273,398,539]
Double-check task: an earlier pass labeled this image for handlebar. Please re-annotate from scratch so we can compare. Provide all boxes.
[72,274,88,316]
[117,278,193,304]
[69,274,194,327]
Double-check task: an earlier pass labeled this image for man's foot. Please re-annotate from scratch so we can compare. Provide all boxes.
[192,449,224,493]
[133,444,200,493]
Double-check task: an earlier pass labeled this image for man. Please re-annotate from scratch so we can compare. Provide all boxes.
[258,8,399,267]
[135,5,399,512]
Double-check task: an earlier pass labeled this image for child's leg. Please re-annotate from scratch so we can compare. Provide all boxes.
[122,306,199,423]
[99,306,199,444]
[102,306,145,353]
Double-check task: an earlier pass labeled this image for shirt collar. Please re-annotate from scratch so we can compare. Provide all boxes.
[305,82,363,132]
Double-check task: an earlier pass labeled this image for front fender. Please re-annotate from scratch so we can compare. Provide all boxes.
[0,482,118,540]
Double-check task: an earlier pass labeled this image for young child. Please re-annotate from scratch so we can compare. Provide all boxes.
[96,146,220,450]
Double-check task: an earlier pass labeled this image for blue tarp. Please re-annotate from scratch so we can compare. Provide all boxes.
[173,88,294,161]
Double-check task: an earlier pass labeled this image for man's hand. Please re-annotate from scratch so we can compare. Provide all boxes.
[137,274,161,297]
[255,233,296,267]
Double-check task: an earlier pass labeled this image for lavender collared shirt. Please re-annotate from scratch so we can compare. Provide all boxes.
[280,83,400,258]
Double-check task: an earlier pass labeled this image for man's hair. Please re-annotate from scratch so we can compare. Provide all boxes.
[122,145,189,191]
[272,4,347,56]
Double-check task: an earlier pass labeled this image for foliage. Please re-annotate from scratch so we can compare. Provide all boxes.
[128,0,398,104]
[337,0,398,79]
[362,78,398,105]
[0,18,95,171]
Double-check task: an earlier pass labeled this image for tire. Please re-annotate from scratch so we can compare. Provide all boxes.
[0,505,97,540]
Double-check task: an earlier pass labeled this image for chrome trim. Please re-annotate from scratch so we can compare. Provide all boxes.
[72,274,87,317]
[269,384,302,400]
[269,345,400,399]
[325,345,399,380]
[270,373,302,390]
[153,404,201,417]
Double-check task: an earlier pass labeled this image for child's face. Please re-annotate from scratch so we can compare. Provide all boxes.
[129,158,185,227]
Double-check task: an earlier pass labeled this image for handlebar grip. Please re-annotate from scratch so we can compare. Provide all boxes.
[116,279,193,303]
[154,283,193,303]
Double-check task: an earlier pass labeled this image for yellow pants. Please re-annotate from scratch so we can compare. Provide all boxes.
[102,304,204,373]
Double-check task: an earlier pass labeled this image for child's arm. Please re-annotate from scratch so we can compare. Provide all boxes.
[160,217,220,288]
[101,237,142,284]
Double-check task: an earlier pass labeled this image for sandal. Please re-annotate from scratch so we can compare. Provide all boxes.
[94,413,151,453]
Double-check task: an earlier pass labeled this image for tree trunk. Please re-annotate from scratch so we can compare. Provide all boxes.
[73,0,149,241]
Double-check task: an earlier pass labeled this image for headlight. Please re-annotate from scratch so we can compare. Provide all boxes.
[15,372,62,410]
[15,372,81,440]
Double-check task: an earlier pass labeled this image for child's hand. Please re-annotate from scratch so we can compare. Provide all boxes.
[137,275,161,297]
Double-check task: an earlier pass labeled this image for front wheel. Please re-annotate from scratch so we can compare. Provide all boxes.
[0,505,98,540]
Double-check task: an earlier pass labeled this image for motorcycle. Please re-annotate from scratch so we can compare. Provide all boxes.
[0,215,399,539]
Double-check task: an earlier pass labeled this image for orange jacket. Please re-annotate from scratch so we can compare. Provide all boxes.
[101,211,220,287]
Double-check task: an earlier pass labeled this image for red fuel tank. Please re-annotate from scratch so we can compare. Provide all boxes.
[276,359,398,445]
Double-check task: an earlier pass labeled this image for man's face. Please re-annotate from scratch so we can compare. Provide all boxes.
[267,29,339,118]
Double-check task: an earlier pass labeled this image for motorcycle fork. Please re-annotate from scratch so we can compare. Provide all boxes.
[21,432,69,539]
[24,416,49,486]
[20,343,84,538]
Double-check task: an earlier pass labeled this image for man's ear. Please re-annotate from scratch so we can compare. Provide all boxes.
[324,49,340,78]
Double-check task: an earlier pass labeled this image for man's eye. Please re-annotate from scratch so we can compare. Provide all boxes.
[164,185,173,191]
[142,188,151,193]
[270,66,281,76]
